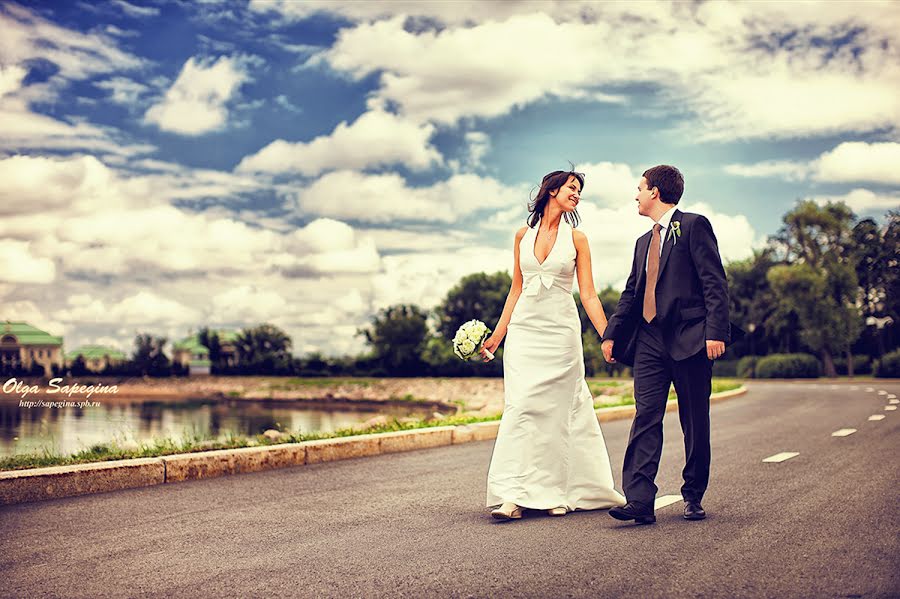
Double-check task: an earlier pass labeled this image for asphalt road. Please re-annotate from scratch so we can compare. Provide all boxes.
[1,381,898,599]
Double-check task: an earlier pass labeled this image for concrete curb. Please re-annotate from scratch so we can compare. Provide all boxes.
[0,386,748,506]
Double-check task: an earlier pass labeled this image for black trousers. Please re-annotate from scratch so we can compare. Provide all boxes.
[622,320,712,508]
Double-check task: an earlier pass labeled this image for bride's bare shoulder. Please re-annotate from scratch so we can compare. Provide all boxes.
[515,226,529,241]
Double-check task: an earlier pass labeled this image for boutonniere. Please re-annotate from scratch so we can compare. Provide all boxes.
[668,221,682,245]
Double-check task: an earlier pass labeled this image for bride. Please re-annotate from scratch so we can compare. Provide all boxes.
[480,169,626,520]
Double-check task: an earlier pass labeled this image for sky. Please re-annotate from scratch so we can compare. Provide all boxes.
[1,0,899,357]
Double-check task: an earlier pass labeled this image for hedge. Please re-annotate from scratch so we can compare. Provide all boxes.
[755,353,821,379]
[874,349,900,378]
[712,359,738,377]
[737,355,760,378]
[834,354,872,376]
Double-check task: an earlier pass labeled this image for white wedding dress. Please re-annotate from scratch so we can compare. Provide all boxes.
[486,219,626,510]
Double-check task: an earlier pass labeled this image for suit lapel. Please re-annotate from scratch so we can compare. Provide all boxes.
[657,209,682,279]
[635,230,651,291]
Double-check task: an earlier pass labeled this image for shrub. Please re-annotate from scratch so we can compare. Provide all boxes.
[874,349,900,378]
[712,359,738,377]
[755,353,821,379]
[737,356,760,378]
[835,354,872,376]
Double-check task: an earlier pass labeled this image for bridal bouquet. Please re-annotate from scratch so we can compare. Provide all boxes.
[453,319,494,361]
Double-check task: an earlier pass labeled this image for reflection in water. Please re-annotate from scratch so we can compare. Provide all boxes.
[0,397,435,458]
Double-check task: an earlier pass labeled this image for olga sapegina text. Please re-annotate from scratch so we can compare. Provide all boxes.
[3,378,119,400]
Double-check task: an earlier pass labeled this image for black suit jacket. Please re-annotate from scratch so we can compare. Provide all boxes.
[604,209,730,366]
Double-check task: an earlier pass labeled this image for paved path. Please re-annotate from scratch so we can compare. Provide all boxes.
[1,381,898,598]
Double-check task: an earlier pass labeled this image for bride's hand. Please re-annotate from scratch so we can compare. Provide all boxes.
[480,334,502,362]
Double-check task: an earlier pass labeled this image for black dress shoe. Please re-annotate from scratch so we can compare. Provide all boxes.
[683,501,706,520]
[609,501,656,524]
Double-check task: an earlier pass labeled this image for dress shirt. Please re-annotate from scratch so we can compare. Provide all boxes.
[645,205,677,271]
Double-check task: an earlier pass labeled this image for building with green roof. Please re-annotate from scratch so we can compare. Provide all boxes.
[65,345,127,373]
[172,329,239,375]
[0,321,64,376]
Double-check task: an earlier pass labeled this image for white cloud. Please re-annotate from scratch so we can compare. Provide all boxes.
[112,0,160,17]
[0,3,143,81]
[210,285,289,324]
[284,218,383,274]
[726,142,900,186]
[1,300,66,337]
[578,162,640,207]
[0,154,129,216]
[57,291,202,327]
[372,246,510,313]
[0,64,27,98]
[236,109,440,175]
[0,5,152,156]
[300,4,900,139]
[94,77,151,106]
[808,189,900,215]
[815,142,900,185]
[144,56,251,135]
[724,160,810,182]
[293,170,526,223]
[249,0,595,26]
[0,101,155,155]
[0,240,55,284]
[0,155,383,281]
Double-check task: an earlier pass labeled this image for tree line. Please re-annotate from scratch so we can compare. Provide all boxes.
[58,201,897,379]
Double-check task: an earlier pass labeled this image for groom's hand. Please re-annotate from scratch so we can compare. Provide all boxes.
[706,340,725,360]
[601,339,615,363]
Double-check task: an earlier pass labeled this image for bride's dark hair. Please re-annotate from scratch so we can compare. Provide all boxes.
[526,168,584,228]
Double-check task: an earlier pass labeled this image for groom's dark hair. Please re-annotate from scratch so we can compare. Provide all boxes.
[642,165,684,205]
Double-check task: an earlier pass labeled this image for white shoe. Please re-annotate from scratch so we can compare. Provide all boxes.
[491,502,523,520]
[547,506,567,516]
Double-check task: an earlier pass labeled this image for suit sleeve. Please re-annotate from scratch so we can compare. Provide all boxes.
[689,215,730,342]
[603,237,641,342]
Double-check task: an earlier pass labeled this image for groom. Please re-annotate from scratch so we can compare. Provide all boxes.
[601,165,729,524]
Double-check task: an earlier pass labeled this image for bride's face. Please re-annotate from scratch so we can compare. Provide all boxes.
[549,175,581,213]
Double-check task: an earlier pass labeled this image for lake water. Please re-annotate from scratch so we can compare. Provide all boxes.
[0,396,438,458]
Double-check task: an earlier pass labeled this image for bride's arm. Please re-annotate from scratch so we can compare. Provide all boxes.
[574,230,608,338]
[480,227,527,360]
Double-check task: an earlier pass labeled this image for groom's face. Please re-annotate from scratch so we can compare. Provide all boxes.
[635,177,655,216]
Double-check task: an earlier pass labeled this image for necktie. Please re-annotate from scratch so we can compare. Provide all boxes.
[643,223,662,323]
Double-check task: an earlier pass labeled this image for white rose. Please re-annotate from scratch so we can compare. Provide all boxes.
[460,339,476,355]
[467,328,482,343]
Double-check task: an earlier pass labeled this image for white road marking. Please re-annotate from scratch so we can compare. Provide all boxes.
[865,387,875,392]
[890,399,899,405]
[869,415,886,421]
[829,385,838,390]
[888,394,897,399]
[878,390,887,395]
[849,386,859,391]
[654,495,683,509]
[763,452,799,463]
[831,428,857,437]
[885,406,897,411]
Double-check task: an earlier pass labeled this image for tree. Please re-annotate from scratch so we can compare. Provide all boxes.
[725,249,797,357]
[69,355,88,377]
[359,304,429,376]
[767,263,861,377]
[233,324,294,374]
[197,327,223,367]
[435,271,511,340]
[132,334,171,377]
[574,285,621,335]
[770,200,864,376]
